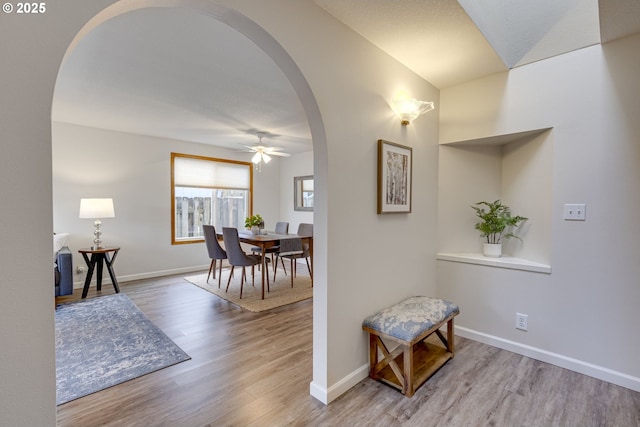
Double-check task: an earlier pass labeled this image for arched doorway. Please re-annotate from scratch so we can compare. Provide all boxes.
[53,0,328,404]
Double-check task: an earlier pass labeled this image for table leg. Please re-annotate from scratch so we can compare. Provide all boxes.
[104,252,120,294]
[81,253,95,299]
[96,254,104,291]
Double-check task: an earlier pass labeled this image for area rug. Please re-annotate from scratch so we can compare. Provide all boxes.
[185,264,312,312]
[55,293,190,405]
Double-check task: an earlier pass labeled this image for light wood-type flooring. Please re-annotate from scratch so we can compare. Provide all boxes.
[56,273,640,426]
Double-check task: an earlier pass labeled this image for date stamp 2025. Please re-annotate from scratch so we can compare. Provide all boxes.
[2,2,47,14]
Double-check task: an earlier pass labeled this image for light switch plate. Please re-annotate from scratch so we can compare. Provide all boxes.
[564,204,586,220]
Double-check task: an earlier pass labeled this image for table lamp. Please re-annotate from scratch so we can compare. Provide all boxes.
[79,198,115,249]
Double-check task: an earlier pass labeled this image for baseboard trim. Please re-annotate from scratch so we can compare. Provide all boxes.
[73,265,208,289]
[310,363,369,405]
[456,326,640,393]
[309,381,327,405]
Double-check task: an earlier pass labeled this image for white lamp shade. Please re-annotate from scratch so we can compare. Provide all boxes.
[79,198,115,219]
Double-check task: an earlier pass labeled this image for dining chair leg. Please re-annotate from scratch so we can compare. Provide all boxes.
[305,257,313,285]
[273,255,280,281]
[240,268,245,299]
[207,259,215,283]
[290,258,294,288]
[218,260,223,288]
[266,259,270,292]
[225,266,235,293]
[273,256,278,282]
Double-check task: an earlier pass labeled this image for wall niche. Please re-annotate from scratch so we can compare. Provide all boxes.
[437,128,552,273]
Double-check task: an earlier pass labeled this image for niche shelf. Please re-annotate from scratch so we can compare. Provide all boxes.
[437,127,553,272]
[437,252,551,274]
[440,129,550,147]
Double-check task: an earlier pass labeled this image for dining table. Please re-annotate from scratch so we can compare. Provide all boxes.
[217,229,313,299]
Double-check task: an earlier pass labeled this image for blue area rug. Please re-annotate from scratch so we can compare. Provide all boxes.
[55,294,190,405]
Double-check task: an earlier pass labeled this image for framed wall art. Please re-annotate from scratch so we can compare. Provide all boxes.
[377,139,412,214]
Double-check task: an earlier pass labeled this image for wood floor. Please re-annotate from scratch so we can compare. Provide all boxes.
[56,274,640,427]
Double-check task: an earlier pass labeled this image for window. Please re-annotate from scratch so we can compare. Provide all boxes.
[171,153,253,244]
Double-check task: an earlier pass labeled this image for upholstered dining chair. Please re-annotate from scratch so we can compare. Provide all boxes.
[275,223,313,284]
[251,221,289,272]
[203,225,227,288]
[273,237,303,288]
[222,227,263,299]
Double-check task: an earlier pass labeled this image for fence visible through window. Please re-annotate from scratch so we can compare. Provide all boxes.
[172,153,252,244]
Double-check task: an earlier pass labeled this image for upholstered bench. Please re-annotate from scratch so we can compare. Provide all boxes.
[362,296,460,397]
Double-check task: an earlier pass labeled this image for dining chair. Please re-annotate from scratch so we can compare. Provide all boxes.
[275,223,313,284]
[273,237,303,287]
[203,225,227,288]
[222,227,263,299]
[251,221,289,272]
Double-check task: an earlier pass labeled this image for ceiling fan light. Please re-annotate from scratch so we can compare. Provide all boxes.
[251,152,261,164]
[262,153,272,163]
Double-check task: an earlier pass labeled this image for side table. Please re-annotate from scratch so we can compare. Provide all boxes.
[78,246,121,298]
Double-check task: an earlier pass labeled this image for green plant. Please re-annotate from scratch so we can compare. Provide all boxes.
[244,214,263,228]
[471,200,527,244]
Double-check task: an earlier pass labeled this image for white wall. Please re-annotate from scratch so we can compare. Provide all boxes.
[0,2,113,425]
[52,122,281,283]
[438,36,640,390]
[0,1,439,423]
[280,151,314,231]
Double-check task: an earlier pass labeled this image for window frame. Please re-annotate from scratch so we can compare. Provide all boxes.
[171,152,253,245]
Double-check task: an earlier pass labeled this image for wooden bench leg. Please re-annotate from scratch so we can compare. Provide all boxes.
[369,334,406,391]
[447,318,455,356]
[403,344,414,397]
[433,318,455,357]
[369,333,378,378]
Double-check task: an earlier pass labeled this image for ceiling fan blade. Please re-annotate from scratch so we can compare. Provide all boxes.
[236,134,292,158]
[264,146,285,152]
[238,144,262,152]
[269,151,291,157]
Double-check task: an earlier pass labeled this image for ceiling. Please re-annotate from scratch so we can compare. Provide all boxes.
[52,1,640,153]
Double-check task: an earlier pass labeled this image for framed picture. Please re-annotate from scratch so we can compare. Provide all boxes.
[377,139,412,214]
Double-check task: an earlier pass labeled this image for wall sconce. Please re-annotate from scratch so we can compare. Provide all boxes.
[391,93,435,126]
[79,198,115,249]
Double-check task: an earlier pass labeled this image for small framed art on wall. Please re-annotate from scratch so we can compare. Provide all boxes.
[377,139,412,214]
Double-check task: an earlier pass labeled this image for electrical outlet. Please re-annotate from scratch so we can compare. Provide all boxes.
[76,266,85,274]
[516,313,528,331]
[563,203,586,220]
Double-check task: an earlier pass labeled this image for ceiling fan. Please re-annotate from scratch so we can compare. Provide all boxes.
[242,131,290,170]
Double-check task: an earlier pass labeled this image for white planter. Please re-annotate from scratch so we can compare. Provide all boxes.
[483,243,502,258]
[251,225,260,235]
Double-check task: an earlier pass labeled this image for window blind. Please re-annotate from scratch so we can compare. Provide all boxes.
[173,156,250,189]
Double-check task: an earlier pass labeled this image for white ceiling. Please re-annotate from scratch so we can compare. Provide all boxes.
[52,1,640,152]
[53,7,312,153]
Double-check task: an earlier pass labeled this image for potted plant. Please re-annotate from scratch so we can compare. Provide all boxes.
[244,214,264,235]
[471,200,527,258]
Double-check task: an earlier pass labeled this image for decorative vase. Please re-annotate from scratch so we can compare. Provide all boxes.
[483,243,502,258]
[251,225,260,235]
